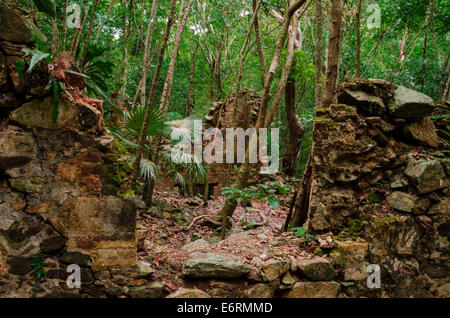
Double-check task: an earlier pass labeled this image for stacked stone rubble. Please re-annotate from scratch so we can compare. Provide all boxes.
[303,78,449,297]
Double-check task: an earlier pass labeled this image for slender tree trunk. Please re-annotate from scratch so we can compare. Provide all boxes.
[70,3,91,56]
[253,0,266,87]
[231,0,262,128]
[131,0,159,107]
[443,73,450,101]
[321,0,343,108]
[282,76,305,175]
[94,0,116,44]
[355,0,362,77]
[399,27,408,62]
[289,152,313,228]
[131,0,177,187]
[188,44,199,116]
[119,0,131,95]
[264,10,298,128]
[281,13,305,175]
[80,0,101,67]
[314,0,323,107]
[51,18,58,56]
[210,60,217,101]
[216,0,307,222]
[61,0,68,50]
[160,0,195,114]
[420,1,432,92]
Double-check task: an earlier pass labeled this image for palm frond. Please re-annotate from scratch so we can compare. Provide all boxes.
[125,105,168,137]
[140,158,159,181]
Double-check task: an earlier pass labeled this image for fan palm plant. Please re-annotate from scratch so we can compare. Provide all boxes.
[107,105,206,206]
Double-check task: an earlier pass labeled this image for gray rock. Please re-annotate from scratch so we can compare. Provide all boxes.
[403,117,440,148]
[261,258,290,281]
[406,160,449,194]
[182,254,250,279]
[0,2,46,44]
[338,89,386,116]
[137,261,155,278]
[59,252,92,267]
[284,281,340,298]
[388,85,434,118]
[246,284,274,298]
[387,191,430,214]
[128,282,164,298]
[167,287,210,298]
[296,256,337,281]
[9,97,79,130]
[7,256,33,275]
[0,131,36,170]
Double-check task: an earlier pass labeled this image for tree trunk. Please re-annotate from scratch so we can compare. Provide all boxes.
[355,0,362,77]
[94,0,116,44]
[131,0,177,187]
[321,0,343,108]
[131,0,160,107]
[443,73,450,102]
[289,152,313,228]
[215,0,307,223]
[160,0,195,114]
[314,0,323,107]
[80,0,101,67]
[188,44,199,116]
[51,18,58,56]
[70,3,91,56]
[61,0,68,50]
[253,0,266,87]
[420,1,432,92]
[282,77,305,176]
[119,0,131,95]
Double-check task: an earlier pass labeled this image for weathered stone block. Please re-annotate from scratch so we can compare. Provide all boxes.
[9,97,79,130]
[182,254,250,279]
[167,287,210,298]
[406,160,449,194]
[388,85,434,118]
[261,258,290,281]
[285,281,340,298]
[0,131,36,170]
[296,256,337,281]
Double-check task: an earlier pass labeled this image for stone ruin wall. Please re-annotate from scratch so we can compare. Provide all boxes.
[0,2,145,298]
[303,79,449,297]
[0,1,448,298]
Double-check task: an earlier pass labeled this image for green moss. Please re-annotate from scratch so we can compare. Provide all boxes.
[315,117,335,128]
[374,215,398,225]
[368,190,380,203]
[330,103,357,114]
[315,108,330,117]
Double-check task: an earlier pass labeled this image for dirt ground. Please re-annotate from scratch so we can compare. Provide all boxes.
[136,188,321,291]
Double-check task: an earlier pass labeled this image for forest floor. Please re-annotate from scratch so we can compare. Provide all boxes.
[136,186,321,291]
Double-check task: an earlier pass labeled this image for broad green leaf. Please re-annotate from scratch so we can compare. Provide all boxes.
[26,50,49,73]
[268,198,279,210]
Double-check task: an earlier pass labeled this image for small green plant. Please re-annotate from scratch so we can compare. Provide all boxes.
[241,220,257,230]
[30,248,47,297]
[221,181,292,211]
[436,129,450,146]
[31,249,47,279]
[367,190,380,203]
[348,219,363,237]
[291,227,315,242]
